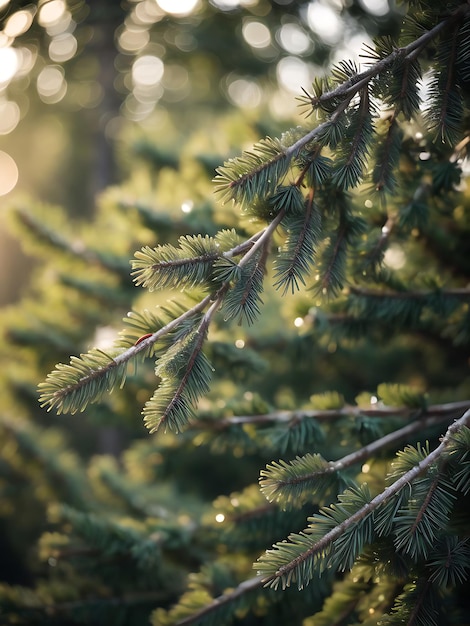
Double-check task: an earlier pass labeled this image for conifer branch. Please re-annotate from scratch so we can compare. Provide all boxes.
[192,399,470,429]
[38,295,213,414]
[256,408,470,589]
[174,576,264,626]
[259,413,456,507]
[349,285,470,300]
[290,4,469,156]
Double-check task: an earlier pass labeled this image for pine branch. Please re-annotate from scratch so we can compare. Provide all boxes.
[349,285,470,300]
[255,408,470,590]
[425,21,464,144]
[273,187,321,295]
[38,295,213,414]
[259,413,454,509]
[142,297,222,433]
[173,576,264,626]
[215,6,469,210]
[293,4,469,150]
[191,399,470,429]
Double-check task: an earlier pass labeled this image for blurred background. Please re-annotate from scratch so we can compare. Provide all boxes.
[0,0,400,304]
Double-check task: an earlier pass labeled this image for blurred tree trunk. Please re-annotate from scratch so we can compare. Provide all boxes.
[87,0,125,201]
[86,1,126,454]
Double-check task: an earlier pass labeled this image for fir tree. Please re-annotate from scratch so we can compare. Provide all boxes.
[1,1,470,625]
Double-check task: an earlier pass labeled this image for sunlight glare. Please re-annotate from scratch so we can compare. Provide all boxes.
[156,0,199,16]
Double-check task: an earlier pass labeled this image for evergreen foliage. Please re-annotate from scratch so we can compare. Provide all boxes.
[2,1,470,624]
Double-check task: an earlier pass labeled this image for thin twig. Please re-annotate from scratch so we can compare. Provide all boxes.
[175,575,264,626]
[191,399,470,429]
[349,285,470,299]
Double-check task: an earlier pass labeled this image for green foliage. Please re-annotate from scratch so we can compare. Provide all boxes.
[2,1,470,625]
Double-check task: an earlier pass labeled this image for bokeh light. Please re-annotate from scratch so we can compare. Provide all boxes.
[49,33,78,62]
[278,23,311,55]
[276,56,311,93]
[307,1,343,45]
[0,47,19,84]
[3,7,36,37]
[156,0,199,16]
[360,0,390,17]
[227,78,262,108]
[242,20,271,49]
[0,151,19,196]
[38,0,66,27]
[0,100,20,134]
[132,55,164,87]
[37,65,67,103]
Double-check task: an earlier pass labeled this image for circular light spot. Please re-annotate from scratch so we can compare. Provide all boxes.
[156,0,199,16]
[276,56,311,93]
[118,26,150,53]
[294,317,304,327]
[235,339,245,349]
[210,0,239,8]
[359,0,389,17]
[383,245,406,270]
[0,151,19,196]
[37,65,66,103]
[278,23,311,55]
[362,463,370,473]
[181,200,193,213]
[38,0,66,27]
[215,513,225,523]
[0,100,20,134]
[227,78,261,108]
[132,55,164,86]
[4,8,36,37]
[242,20,271,49]
[307,3,343,45]
[49,33,77,62]
[0,47,19,83]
